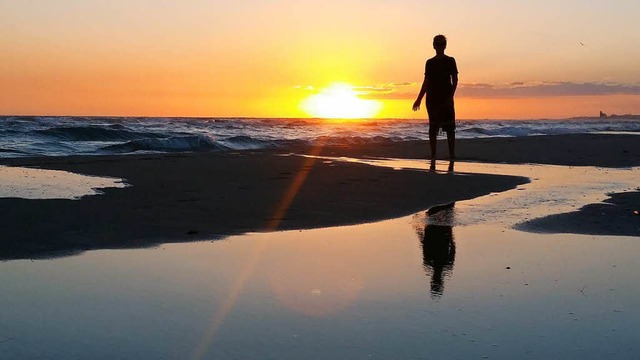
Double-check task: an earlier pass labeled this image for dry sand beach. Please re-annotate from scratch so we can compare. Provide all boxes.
[1,133,640,359]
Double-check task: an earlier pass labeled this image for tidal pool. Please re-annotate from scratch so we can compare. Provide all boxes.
[1,160,638,359]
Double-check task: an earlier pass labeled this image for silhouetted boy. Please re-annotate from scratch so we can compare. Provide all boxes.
[413,34,458,172]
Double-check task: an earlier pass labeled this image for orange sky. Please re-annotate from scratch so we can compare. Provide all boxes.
[2,1,640,119]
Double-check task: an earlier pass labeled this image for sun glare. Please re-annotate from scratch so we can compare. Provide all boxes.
[300,83,382,119]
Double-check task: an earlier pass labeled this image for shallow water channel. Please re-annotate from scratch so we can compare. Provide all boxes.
[1,160,638,359]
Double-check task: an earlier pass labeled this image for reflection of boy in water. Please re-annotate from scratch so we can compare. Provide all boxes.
[413,34,458,172]
[421,225,456,298]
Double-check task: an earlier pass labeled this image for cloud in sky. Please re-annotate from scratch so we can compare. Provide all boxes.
[294,82,417,99]
[457,82,640,98]
[353,83,415,96]
[332,81,640,100]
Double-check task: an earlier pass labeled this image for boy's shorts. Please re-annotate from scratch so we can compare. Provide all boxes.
[427,98,455,133]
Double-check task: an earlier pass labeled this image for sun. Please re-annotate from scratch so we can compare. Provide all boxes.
[300,83,382,119]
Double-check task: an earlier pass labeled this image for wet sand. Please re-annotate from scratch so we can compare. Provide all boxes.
[314,133,640,168]
[1,133,639,259]
[519,190,640,236]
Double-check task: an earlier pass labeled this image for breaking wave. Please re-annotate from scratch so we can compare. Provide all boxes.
[1,115,639,158]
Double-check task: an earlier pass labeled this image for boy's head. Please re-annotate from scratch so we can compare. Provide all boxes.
[433,35,447,51]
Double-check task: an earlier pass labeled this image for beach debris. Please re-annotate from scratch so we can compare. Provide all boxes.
[505,266,511,270]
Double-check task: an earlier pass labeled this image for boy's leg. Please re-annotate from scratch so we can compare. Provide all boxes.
[446,130,455,160]
[429,127,438,170]
[446,130,455,171]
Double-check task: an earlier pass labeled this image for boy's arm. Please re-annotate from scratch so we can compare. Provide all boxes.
[451,73,458,96]
[451,58,459,97]
[413,75,428,111]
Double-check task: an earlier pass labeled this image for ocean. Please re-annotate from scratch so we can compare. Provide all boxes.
[1,116,639,158]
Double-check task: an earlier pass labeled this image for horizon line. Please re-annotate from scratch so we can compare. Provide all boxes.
[2,114,636,121]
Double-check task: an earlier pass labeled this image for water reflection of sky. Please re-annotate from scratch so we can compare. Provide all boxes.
[1,161,639,359]
[0,165,127,199]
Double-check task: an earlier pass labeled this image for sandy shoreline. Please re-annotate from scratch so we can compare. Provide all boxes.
[1,133,639,259]
[312,133,640,168]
